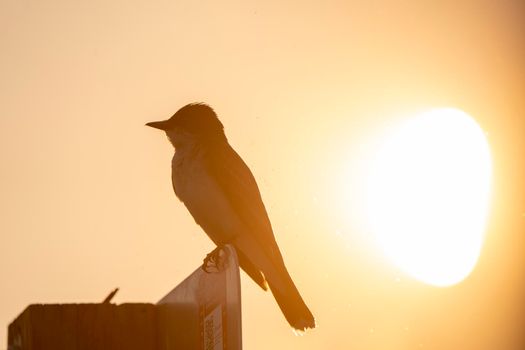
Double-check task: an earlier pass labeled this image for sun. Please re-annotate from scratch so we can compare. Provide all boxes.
[366,108,492,287]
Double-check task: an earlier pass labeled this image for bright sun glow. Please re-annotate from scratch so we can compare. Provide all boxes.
[366,108,492,287]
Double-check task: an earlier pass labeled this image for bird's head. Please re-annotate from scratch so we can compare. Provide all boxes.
[146,103,226,149]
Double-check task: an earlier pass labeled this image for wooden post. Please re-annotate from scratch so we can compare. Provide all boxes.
[8,304,158,350]
[7,245,242,350]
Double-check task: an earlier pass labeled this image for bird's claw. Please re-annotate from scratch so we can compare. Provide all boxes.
[202,246,227,273]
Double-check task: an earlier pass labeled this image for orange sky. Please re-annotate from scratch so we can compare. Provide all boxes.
[1,1,524,349]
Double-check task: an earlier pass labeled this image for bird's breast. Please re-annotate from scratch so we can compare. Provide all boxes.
[171,151,241,243]
[171,151,200,201]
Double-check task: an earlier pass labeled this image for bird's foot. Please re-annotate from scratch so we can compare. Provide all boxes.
[202,246,227,273]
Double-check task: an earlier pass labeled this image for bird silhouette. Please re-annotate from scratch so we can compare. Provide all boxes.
[146,103,315,331]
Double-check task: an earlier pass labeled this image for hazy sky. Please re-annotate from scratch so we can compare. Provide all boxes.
[1,1,524,349]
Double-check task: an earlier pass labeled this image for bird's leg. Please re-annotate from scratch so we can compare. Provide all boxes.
[202,245,227,273]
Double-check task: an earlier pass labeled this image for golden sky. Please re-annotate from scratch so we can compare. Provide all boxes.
[1,0,524,348]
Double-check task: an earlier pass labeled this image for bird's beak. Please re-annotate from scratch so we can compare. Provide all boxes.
[145,120,171,130]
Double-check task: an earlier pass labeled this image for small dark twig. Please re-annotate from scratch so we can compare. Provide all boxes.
[102,288,119,304]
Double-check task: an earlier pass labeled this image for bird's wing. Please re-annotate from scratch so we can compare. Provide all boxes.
[203,143,287,267]
[203,144,316,330]
[204,145,274,238]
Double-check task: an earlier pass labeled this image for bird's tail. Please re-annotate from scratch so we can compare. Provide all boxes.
[231,236,315,330]
[268,269,316,331]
